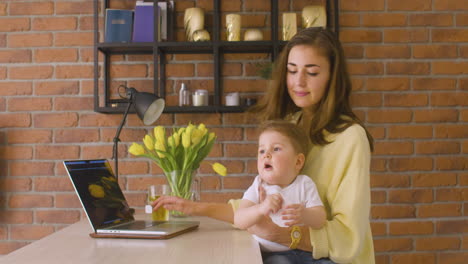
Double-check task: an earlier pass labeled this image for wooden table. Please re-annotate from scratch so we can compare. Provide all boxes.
[0,216,262,264]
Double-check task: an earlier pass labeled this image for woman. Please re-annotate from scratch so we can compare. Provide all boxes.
[153,28,375,264]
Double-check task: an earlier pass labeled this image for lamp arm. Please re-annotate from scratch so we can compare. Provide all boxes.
[112,98,134,181]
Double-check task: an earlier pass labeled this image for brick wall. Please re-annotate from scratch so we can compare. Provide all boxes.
[0,0,467,263]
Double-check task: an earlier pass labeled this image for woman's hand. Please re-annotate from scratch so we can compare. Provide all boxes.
[152,195,195,216]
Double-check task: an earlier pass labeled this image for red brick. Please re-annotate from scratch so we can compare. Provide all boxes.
[390,221,434,235]
[371,190,386,203]
[10,225,55,240]
[32,17,77,31]
[225,143,257,158]
[371,205,416,219]
[391,253,436,264]
[436,220,468,234]
[387,62,430,75]
[409,13,453,26]
[8,33,53,48]
[384,29,429,43]
[343,45,364,59]
[223,79,270,93]
[54,97,94,111]
[55,193,82,208]
[10,161,55,177]
[436,188,468,202]
[433,61,468,75]
[416,141,460,154]
[0,50,31,63]
[35,48,78,63]
[374,238,413,252]
[413,173,457,187]
[374,141,413,155]
[341,0,384,11]
[418,203,462,218]
[0,178,31,192]
[414,109,459,123]
[350,93,382,107]
[36,145,80,160]
[34,113,78,128]
[384,93,428,107]
[371,173,410,188]
[340,30,382,43]
[81,145,114,160]
[36,210,81,224]
[361,13,407,27]
[389,189,433,203]
[0,113,31,128]
[0,18,30,32]
[7,130,52,144]
[348,62,384,75]
[388,0,432,10]
[367,109,412,123]
[434,0,468,10]
[56,1,93,14]
[10,66,53,79]
[413,45,458,58]
[367,77,410,91]
[9,195,53,208]
[56,65,93,79]
[370,158,387,172]
[8,97,52,111]
[0,146,33,160]
[35,81,79,95]
[439,252,468,264]
[10,1,53,15]
[435,157,468,171]
[79,113,122,127]
[365,45,410,58]
[389,157,433,171]
[388,125,432,139]
[435,124,468,138]
[0,81,32,95]
[370,222,387,236]
[0,211,33,224]
[55,128,100,143]
[433,29,468,42]
[55,32,93,46]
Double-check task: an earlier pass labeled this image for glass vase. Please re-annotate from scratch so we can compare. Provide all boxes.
[164,170,200,217]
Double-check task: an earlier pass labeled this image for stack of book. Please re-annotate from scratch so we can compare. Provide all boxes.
[104,0,174,43]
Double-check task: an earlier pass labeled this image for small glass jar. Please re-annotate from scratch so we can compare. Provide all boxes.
[192,89,208,106]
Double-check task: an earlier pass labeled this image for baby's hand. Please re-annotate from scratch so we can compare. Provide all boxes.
[259,193,283,216]
[282,203,305,226]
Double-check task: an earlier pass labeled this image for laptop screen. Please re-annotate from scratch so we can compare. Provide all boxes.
[64,159,134,229]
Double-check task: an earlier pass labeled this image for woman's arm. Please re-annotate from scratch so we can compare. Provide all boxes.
[247,217,313,252]
[152,196,234,223]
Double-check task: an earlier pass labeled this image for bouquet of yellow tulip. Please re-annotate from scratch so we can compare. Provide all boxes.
[128,123,227,204]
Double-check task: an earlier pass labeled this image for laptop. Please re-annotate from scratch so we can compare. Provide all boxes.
[63,159,199,239]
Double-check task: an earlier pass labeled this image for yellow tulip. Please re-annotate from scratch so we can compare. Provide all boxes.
[173,132,180,146]
[88,184,105,198]
[212,162,227,176]
[198,123,207,135]
[182,130,191,148]
[208,132,216,142]
[154,126,166,144]
[128,143,145,156]
[191,128,204,145]
[155,140,166,158]
[143,135,154,150]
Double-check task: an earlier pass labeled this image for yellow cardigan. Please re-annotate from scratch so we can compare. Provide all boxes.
[231,118,375,263]
[303,123,375,263]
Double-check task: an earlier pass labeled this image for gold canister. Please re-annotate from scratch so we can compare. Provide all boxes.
[282,13,297,41]
[302,5,326,28]
[193,29,210,41]
[184,7,204,41]
[226,14,241,41]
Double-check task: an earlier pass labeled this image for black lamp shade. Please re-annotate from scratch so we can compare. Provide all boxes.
[133,92,165,125]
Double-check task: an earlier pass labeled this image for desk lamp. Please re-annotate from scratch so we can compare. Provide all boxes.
[112,85,165,181]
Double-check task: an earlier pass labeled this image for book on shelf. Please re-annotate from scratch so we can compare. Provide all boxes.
[167,0,175,41]
[132,1,160,42]
[104,9,133,43]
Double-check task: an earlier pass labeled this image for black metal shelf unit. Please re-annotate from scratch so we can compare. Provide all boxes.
[93,0,339,114]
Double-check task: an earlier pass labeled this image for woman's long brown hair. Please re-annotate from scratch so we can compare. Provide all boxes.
[250,28,374,151]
